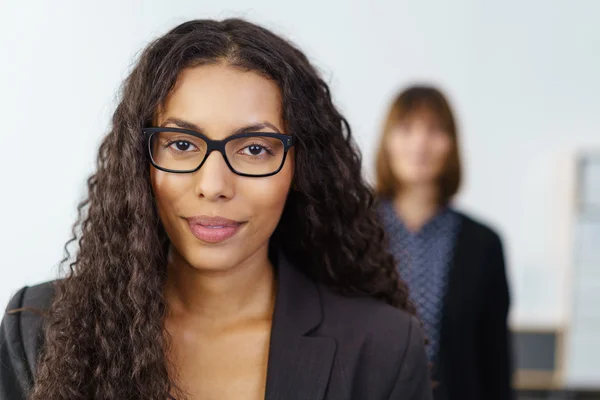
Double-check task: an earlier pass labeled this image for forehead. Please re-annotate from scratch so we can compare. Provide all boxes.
[396,105,444,127]
[158,63,284,135]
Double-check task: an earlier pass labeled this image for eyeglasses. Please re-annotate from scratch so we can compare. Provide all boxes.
[143,127,294,177]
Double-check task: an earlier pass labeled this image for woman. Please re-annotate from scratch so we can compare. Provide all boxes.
[375,86,512,400]
[0,19,431,400]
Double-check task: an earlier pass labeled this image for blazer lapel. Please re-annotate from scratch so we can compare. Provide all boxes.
[264,254,336,400]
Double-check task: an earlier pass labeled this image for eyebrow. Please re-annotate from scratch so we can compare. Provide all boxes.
[160,117,283,135]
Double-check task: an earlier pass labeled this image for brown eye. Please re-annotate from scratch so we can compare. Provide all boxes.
[240,144,273,157]
[170,141,195,152]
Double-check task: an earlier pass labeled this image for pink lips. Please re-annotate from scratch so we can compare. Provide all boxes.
[186,215,243,244]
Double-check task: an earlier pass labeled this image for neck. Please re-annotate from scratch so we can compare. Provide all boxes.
[393,183,442,232]
[164,245,276,324]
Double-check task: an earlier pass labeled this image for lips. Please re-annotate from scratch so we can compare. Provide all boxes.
[186,216,244,244]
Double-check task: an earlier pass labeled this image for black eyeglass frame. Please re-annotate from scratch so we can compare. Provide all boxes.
[143,127,295,177]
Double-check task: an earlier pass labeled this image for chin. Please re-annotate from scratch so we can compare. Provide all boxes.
[398,169,439,185]
[183,246,242,272]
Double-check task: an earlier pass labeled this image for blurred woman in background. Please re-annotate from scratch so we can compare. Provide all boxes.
[375,85,512,400]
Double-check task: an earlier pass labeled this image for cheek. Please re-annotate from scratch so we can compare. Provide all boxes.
[386,136,400,163]
[386,135,410,170]
[150,168,194,216]
[386,133,403,154]
[241,163,293,223]
[243,181,288,210]
[431,138,453,166]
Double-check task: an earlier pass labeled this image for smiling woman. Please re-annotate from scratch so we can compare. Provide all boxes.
[0,19,432,400]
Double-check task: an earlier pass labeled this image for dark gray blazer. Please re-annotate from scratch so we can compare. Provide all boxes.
[0,256,432,400]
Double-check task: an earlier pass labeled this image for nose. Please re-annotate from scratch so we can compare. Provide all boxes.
[407,127,430,150]
[193,151,235,201]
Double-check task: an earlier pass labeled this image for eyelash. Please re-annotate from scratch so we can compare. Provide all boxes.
[162,139,196,152]
[242,142,275,156]
[163,139,275,157]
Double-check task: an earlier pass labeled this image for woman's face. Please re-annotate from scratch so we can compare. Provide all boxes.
[386,111,452,187]
[151,63,294,271]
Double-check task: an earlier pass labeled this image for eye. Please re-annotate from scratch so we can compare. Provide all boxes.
[239,143,274,157]
[245,145,265,156]
[167,140,198,152]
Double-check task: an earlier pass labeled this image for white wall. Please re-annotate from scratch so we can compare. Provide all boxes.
[1,0,599,331]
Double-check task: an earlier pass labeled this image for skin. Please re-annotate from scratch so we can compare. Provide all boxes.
[386,110,452,231]
[151,62,294,400]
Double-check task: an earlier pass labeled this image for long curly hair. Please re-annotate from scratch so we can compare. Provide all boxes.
[31,19,415,400]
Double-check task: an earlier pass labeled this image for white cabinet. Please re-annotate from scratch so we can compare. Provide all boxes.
[564,154,600,388]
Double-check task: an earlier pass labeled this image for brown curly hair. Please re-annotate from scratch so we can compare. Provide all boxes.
[31,19,415,400]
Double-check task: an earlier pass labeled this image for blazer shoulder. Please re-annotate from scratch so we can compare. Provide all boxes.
[317,287,431,393]
[1,281,55,398]
[455,210,503,245]
[4,281,56,316]
[3,282,56,364]
[318,285,417,345]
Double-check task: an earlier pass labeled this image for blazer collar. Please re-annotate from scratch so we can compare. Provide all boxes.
[264,252,337,400]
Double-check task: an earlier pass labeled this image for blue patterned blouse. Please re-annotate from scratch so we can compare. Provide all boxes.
[379,199,462,362]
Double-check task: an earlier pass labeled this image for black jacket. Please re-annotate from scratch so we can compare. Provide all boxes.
[432,213,513,400]
[0,254,433,400]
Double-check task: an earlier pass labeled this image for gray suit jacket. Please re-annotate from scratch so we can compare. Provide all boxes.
[1,255,432,399]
